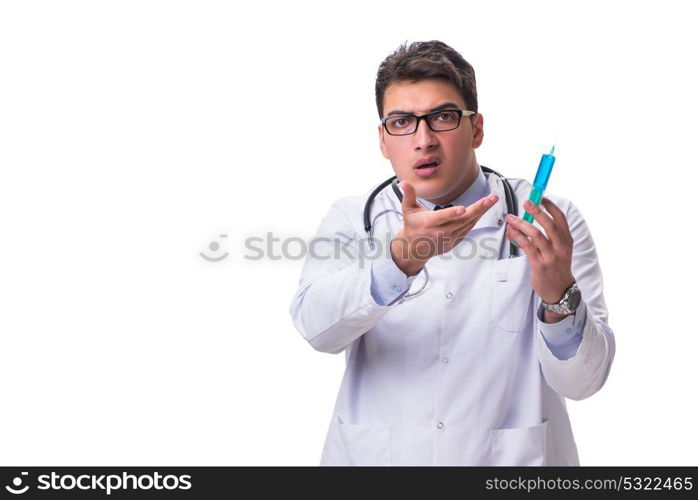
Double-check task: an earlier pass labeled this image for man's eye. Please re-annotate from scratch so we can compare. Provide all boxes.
[436,112,457,122]
[391,116,412,128]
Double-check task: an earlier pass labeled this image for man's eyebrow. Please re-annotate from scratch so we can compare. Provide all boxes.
[385,102,461,117]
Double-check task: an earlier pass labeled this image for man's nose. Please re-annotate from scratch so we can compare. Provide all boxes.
[414,118,438,150]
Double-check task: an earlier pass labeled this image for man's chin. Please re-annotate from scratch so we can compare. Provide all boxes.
[411,184,447,202]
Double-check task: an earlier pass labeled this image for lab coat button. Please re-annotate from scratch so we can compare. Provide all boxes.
[436,421,444,429]
[445,292,453,299]
[442,356,449,363]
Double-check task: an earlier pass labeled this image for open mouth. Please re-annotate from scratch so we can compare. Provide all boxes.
[414,161,440,177]
[416,161,439,169]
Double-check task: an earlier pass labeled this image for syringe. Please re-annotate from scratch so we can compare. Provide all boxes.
[522,145,556,223]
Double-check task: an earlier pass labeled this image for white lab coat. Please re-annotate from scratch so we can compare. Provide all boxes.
[289,169,615,466]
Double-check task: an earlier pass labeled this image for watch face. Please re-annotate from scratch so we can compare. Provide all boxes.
[567,289,582,311]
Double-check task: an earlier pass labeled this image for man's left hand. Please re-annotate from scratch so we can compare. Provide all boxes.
[504,197,575,307]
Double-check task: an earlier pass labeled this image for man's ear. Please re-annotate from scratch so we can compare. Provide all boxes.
[472,113,484,149]
[378,124,390,159]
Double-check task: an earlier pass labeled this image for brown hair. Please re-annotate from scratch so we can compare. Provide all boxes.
[375,40,478,118]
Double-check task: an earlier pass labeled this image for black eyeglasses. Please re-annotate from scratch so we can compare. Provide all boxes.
[381,108,476,136]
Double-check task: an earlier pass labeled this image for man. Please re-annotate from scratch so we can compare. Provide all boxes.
[289,40,615,466]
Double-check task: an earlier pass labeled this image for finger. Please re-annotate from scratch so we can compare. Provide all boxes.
[400,181,422,211]
[522,199,562,248]
[443,218,474,238]
[435,193,498,227]
[540,197,573,241]
[449,220,475,243]
[505,214,553,256]
[505,223,542,262]
[466,193,499,221]
[436,207,474,232]
[430,204,467,226]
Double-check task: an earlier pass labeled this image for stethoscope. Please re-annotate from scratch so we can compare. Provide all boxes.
[362,165,519,298]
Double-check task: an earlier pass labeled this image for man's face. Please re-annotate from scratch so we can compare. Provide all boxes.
[378,78,484,205]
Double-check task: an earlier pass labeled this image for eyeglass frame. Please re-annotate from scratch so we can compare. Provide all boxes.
[380,108,477,136]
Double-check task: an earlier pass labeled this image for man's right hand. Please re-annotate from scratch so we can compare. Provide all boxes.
[390,180,499,277]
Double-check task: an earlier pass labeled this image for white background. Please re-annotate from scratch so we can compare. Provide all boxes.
[1,0,696,465]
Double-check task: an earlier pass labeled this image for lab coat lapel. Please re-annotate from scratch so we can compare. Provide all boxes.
[471,171,508,231]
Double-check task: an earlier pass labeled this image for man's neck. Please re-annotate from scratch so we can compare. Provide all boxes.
[427,162,481,206]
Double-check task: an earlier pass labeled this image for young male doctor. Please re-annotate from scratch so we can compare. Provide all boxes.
[289,40,615,466]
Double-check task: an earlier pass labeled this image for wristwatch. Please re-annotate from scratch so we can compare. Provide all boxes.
[541,281,582,315]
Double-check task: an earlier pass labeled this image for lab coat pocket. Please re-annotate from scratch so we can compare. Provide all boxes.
[323,414,392,465]
[489,420,551,466]
[490,256,532,333]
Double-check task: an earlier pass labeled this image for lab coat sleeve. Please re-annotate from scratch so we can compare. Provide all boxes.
[535,201,616,401]
[370,257,419,306]
[536,299,586,360]
[289,198,420,354]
